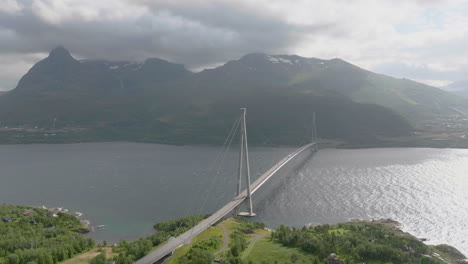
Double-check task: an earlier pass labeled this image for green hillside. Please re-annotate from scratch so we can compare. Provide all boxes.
[353,74,468,126]
[443,80,468,99]
[216,54,468,128]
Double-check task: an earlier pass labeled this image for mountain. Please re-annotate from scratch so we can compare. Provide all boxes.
[0,91,5,96]
[442,80,468,91]
[190,53,467,126]
[443,80,468,98]
[0,47,192,127]
[81,57,192,90]
[2,47,458,146]
[9,46,191,97]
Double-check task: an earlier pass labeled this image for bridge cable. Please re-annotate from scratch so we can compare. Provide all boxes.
[188,116,240,215]
[184,116,241,243]
[253,126,274,146]
[173,116,241,237]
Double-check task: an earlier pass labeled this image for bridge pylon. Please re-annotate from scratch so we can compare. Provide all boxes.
[236,108,256,217]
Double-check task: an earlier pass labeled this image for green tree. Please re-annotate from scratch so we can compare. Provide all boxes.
[190,248,212,264]
[6,254,20,264]
[290,253,299,263]
[90,252,106,264]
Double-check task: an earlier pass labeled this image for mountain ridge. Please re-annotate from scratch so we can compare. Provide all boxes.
[443,80,468,98]
[0,47,466,146]
[206,53,468,125]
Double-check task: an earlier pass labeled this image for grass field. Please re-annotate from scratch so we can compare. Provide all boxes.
[165,218,285,263]
[328,227,349,235]
[166,225,224,264]
[218,218,238,235]
[164,218,319,264]
[242,239,312,263]
[60,247,117,264]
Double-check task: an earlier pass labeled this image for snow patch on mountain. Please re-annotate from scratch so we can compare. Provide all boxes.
[266,55,293,65]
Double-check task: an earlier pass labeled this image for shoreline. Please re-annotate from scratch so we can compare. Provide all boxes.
[151,217,468,264]
[352,218,467,263]
[1,140,468,150]
[6,205,466,263]
[32,204,94,233]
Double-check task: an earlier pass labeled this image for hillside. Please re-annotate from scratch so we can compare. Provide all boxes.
[455,90,468,98]
[0,47,191,126]
[1,47,460,146]
[192,53,468,127]
[443,80,468,99]
[443,80,468,92]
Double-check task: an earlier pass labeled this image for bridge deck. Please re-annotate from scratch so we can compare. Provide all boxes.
[134,142,316,264]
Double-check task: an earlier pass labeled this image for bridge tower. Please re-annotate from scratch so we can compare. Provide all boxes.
[236,108,256,217]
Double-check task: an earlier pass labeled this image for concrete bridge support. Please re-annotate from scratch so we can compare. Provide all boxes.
[237,108,255,217]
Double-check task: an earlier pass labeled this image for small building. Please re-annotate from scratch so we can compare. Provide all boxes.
[2,216,12,223]
[46,212,57,217]
[214,258,222,263]
[23,209,34,216]
[106,261,116,264]
[328,253,343,264]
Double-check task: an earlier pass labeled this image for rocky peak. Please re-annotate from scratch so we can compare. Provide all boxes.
[46,46,78,65]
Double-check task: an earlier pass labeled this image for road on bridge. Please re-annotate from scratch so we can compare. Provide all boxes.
[134,142,317,264]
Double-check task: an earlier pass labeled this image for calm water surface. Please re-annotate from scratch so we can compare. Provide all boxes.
[0,143,466,256]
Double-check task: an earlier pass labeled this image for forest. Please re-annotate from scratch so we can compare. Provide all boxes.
[0,205,94,264]
[270,220,442,264]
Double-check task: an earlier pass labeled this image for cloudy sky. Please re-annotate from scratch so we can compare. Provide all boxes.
[0,0,467,91]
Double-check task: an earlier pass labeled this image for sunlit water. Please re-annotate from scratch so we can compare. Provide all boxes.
[0,144,466,256]
[254,148,468,257]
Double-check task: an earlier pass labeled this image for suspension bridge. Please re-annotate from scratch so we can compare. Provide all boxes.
[134,109,318,264]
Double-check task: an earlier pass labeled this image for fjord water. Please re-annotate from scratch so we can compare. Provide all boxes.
[0,144,467,256]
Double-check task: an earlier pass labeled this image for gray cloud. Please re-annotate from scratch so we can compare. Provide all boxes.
[0,0,467,90]
[0,0,329,70]
[374,62,468,84]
